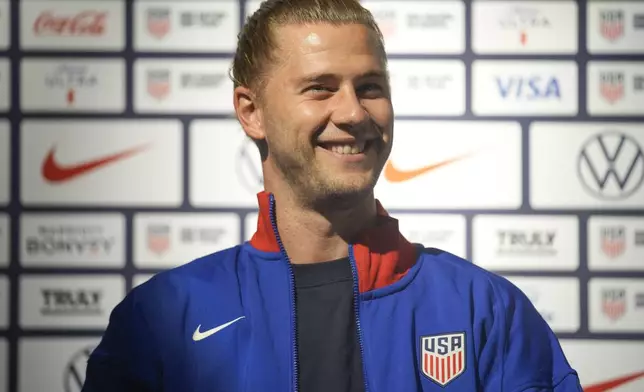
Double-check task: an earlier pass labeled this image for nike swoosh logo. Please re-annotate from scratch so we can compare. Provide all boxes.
[383,153,472,183]
[42,144,149,183]
[583,370,644,392]
[192,316,245,342]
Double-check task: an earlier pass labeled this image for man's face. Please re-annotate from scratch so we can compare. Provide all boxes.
[259,23,393,206]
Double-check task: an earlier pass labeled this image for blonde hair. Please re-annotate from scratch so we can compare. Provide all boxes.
[230,0,386,99]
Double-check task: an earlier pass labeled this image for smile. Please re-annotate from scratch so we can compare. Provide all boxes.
[318,140,370,155]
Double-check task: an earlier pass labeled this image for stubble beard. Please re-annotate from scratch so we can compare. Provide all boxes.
[269,141,378,211]
[262,109,388,211]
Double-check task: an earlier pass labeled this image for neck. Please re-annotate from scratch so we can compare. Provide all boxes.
[267,182,378,265]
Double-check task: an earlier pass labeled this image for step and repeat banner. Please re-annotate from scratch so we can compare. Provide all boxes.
[0,0,643,391]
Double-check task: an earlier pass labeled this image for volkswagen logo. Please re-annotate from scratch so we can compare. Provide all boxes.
[63,345,95,392]
[577,131,644,200]
[235,138,263,194]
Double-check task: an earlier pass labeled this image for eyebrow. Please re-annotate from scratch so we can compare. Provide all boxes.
[295,70,388,86]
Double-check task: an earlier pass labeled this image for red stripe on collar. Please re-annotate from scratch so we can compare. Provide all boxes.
[249,191,417,293]
[249,191,281,253]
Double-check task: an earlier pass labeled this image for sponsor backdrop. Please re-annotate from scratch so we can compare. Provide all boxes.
[0,0,642,391]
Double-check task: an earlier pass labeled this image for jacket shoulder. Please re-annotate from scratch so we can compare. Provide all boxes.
[415,247,580,390]
[416,247,513,284]
[84,247,245,390]
[414,247,531,309]
[126,245,244,319]
[140,244,242,292]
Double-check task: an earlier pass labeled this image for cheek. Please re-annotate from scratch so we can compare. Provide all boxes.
[265,115,312,155]
[300,102,329,124]
[365,100,393,126]
[299,103,319,118]
[295,102,330,140]
[263,105,297,143]
[266,99,331,148]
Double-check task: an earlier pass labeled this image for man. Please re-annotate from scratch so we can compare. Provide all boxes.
[82,0,583,391]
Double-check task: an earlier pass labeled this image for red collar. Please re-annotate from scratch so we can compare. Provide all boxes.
[249,191,417,293]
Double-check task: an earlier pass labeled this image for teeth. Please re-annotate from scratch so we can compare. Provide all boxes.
[329,141,366,155]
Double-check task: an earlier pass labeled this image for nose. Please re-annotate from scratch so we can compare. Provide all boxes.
[329,85,370,127]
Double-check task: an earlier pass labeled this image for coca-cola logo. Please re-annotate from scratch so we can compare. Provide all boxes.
[33,10,107,36]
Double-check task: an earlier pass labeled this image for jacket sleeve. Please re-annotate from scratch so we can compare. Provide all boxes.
[479,278,583,392]
[82,289,161,392]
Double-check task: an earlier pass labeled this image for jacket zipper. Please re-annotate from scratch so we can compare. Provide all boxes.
[268,194,370,392]
[349,245,371,392]
[268,194,300,392]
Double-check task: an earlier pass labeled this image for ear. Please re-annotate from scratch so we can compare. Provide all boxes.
[234,85,266,140]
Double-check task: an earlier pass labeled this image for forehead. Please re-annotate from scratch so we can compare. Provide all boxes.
[270,23,385,76]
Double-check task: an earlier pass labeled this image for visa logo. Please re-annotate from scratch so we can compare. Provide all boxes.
[496,76,561,100]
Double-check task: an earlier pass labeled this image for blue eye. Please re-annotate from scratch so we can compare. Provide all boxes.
[362,83,382,91]
[358,83,386,98]
[308,85,331,93]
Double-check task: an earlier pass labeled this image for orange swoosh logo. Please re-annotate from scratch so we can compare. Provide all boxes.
[42,144,149,183]
[383,153,473,183]
[583,370,644,392]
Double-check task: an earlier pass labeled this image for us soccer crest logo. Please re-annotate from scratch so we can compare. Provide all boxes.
[147,8,171,39]
[147,70,170,100]
[147,224,170,256]
[599,72,624,104]
[599,10,624,42]
[600,226,626,258]
[420,332,466,386]
[602,289,626,321]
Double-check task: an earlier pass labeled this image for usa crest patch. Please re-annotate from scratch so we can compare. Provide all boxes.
[420,332,466,386]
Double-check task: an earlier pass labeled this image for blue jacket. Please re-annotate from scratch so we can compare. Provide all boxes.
[83,191,582,392]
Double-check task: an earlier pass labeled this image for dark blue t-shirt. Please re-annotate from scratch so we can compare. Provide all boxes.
[293,258,365,392]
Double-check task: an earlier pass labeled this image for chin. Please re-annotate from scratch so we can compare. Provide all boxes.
[321,176,375,200]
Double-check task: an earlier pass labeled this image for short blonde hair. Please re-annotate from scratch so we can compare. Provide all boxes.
[231,0,386,99]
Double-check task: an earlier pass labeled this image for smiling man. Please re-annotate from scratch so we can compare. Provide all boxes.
[82,1,583,391]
